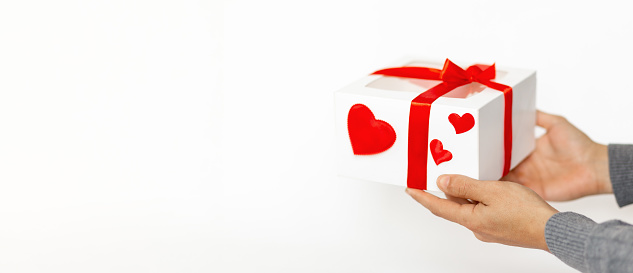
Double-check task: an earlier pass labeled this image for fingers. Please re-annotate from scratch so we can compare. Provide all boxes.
[437,175,494,201]
[406,188,473,225]
[536,110,566,130]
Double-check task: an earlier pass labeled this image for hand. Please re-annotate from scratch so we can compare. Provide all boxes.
[502,111,611,201]
[407,175,558,251]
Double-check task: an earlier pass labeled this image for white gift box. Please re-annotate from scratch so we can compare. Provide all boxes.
[334,58,536,192]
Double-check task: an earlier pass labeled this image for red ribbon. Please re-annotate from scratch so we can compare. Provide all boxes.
[372,59,513,190]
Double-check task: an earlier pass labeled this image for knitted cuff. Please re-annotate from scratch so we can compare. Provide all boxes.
[608,144,633,207]
[545,212,597,273]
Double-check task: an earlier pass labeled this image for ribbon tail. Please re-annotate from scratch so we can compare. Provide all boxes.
[372,67,442,80]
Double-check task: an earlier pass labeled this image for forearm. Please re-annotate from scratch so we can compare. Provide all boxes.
[545,212,633,273]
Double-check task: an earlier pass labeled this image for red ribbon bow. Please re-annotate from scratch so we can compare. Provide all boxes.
[372,59,513,190]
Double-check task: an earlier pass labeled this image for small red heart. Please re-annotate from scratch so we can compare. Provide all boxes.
[448,113,475,134]
[430,139,452,165]
[347,104,396,155]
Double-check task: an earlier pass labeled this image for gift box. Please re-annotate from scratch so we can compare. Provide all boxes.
[334,58,536,192]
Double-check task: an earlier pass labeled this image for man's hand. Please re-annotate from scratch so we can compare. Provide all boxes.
[407,175,558,251]
[503,111,611,201]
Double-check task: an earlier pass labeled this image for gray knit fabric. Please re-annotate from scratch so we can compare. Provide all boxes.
[609,144,633,207]
[545,212,595,272]
[544,144,633,273]
[586,220,633,273]
[545,212,633,273]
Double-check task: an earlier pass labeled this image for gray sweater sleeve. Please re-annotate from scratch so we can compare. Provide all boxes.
[609,144,633,207]
[544,144,633,273]
[545,212,633,273]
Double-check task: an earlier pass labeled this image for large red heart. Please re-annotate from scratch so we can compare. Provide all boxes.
[430,139,452,165]
[448,113,475,134]
[347,104,396,155]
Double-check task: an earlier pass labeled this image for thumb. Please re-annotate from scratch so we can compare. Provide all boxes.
[437,175,493,201]
[536,110,566,130]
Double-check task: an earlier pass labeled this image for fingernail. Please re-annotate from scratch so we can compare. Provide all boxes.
[438,175,450,190]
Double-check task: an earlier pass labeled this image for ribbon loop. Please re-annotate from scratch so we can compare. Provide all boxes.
[440,59,496,84]
[440,59,469,83]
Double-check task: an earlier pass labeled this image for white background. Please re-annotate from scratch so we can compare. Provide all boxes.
[1,0,633,272]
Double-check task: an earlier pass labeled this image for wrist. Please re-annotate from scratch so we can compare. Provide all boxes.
[590,143,612,194]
